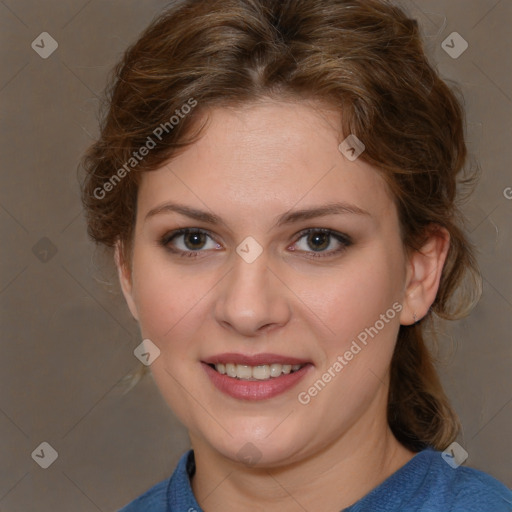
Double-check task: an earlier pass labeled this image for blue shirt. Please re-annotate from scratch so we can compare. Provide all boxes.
[118,447,512,511]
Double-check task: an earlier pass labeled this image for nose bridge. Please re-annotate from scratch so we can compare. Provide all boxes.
[214,245,290,335]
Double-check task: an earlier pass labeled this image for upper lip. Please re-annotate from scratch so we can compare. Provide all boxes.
[202,353,311,366]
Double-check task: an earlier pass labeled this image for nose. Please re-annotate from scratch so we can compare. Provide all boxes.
[213,249,291,337]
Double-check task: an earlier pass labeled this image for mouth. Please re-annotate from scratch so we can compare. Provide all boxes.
[201,353,313,401]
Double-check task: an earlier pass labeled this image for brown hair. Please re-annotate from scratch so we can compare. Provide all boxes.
[80,0,481,452]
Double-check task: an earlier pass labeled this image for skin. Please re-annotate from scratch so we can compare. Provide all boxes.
[116,99,450,511]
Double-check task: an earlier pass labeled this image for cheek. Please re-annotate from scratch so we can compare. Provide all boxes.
[129,251,211,424]
[293,248,405,423]
[295,244,405,350]
[131,249,210,341]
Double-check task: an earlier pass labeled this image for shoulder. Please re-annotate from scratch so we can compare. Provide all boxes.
[441,463,512,510]
[345,448,512,512]
[116,478,170,512]
[418,449,512,511]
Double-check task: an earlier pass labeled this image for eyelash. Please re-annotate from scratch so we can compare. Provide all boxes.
[159,228,352,259]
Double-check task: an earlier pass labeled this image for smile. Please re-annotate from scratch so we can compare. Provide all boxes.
[201,353,313,400]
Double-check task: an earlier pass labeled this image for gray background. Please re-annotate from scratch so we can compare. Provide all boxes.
[0,0,510,510]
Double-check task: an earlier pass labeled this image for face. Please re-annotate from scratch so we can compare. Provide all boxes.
[118,99,418,467]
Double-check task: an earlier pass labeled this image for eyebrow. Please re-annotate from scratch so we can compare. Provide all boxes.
[144,201,371,228]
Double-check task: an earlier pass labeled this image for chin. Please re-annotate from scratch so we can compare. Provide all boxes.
[196,422,313,468]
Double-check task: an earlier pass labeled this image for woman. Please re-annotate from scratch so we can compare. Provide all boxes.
[80,0,512,510]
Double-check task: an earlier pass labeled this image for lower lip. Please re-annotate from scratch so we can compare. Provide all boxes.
[201,362,313,401]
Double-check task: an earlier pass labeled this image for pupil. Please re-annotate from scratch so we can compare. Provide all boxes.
[308,232,329,251]
[185,232,205,250]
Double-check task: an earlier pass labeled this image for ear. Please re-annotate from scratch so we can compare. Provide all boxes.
[399,225,450,325]
[114,240,139,321]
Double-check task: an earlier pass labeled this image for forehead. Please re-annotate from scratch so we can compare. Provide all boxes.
[137,100,396,226]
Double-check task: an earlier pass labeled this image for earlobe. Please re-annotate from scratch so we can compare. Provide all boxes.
[114,241,139,322]
[400,226,450,326]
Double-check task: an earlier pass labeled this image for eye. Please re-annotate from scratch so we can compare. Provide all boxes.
[160,227,352,259]
[160,228,221,258]
[290,228,352,258]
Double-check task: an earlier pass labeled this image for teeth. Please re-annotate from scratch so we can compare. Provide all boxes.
[237,365,252,379]
[226,363,237,378]
[213,362,304,380]
[253,365,270,380]
[270,363,282,378]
